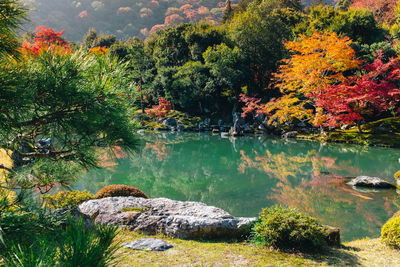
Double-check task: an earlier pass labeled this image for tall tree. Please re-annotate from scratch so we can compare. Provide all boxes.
[314,55,400,130]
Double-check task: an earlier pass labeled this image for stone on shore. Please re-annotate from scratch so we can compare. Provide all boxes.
[78,197,256,239]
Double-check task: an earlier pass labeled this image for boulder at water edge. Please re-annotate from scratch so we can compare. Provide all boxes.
[347,176,396,189]
[78,197,256,239]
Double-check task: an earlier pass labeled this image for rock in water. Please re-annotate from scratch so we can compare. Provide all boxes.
[347,176,395,189]
[78,197,256,239]
[163,118,177,127]
[282,131,298,139]
[123,238,173,251]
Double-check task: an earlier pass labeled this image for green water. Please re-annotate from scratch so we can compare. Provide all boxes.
[76,133,400,241]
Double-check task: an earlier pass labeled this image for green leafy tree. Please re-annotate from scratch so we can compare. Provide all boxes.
[228,0,300,94]
[296,5,385,44]
[203,43,247,100]
[111,38,155,113]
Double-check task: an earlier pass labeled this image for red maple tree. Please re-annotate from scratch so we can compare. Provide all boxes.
[145,97,172,118]
[313,54,400,128]
[22,26,70,55]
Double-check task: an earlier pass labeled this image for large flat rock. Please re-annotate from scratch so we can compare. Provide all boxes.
[78,197,256,239]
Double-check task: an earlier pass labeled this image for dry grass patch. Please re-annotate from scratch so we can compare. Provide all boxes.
[114,231,385,266]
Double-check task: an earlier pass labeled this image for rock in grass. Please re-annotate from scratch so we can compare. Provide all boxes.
[347,176,395,189]
[123,238,173,251]
[78,197,256,239]
[325,226,340,247]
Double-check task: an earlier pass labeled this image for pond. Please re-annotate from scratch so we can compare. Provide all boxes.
[75,133,400,242]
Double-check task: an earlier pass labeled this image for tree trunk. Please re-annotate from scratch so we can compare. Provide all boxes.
[139,75,144,114]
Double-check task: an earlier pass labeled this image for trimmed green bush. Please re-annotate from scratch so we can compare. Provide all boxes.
[95,184,148,199]
[252,206,327,251]
[381,216,400,249]
[42,190,95,209]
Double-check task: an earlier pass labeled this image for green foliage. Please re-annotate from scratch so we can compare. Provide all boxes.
[0,0,27,59]
[297,5,385,44]
[252,206,327,251]
[58,217,120,267]
[0,50,138,191]
[381,216,400,249]
[352,41,397,63]
[0,208,119,266]
[95,184,148,199]
[228,0,298,94]
[42,190,95,209]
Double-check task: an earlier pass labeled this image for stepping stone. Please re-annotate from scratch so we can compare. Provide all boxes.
[123,238,173,251]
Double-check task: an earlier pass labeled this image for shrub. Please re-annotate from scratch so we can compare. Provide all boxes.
[42,190,95,209]
[381,216,400,249]
[95,184,148,199]
[252,206,327,251]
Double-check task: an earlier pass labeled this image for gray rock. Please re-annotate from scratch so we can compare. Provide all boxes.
[347,176,395,189]
[137,129,145,135]
[78,197,256,239]
[155,127,169,131]
[163,118,177,127]
[203,118,211,126]
[123,238,173,251]
[282,131,298,139]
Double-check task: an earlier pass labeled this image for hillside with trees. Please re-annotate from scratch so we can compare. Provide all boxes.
[22,0,339,42]
[22,0,239,41]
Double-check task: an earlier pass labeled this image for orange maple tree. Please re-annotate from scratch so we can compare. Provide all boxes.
[145,97,172,118]
[241,32,361,125]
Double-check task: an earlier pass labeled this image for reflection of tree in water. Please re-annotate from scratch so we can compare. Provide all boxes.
[144,141,168,161]
[238,147,398,240]
[78,133,400,241]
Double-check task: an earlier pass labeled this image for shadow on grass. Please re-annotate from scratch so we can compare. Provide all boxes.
[188,237,362,266]
[297,245,362,266]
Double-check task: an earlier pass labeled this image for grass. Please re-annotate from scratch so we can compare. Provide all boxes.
[298,118,400,148]
[114,231,400,266]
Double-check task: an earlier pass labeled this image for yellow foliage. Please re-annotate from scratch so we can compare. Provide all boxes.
[275,31,361,96]
[262,94,313,124]
[89,46,108,55]
[0,149,16,204]
[268,32,361,125]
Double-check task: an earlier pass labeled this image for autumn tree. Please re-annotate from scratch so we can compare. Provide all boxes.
[21,26,71,55]
[241,32,361,125]
[313,55,400,130]
[145,97,172,118]
[351,0,397,25]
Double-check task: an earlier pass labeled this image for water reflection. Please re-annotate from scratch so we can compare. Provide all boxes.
[76,133,400,241]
